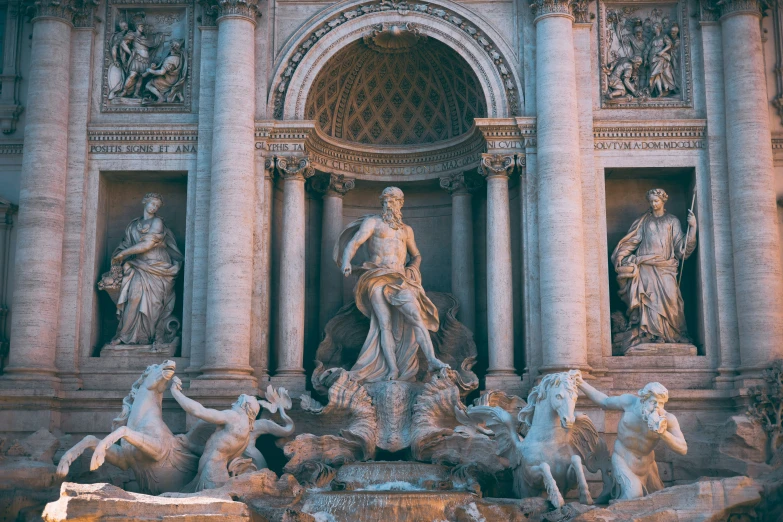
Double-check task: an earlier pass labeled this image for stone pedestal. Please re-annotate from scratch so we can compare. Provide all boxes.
[440,173,476,332]
[272,156,314,395]
[479,155,521,393]
[718,0,783,379]
[533,3,589,374]
[197,6,259,390]
[2,9,74,390]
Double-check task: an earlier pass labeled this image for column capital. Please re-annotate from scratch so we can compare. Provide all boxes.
[201,0,261,24]
[275,155,314,181]
[530,0,592,23]
[478,154,516,180]
[263,157,275,181]
[700,0,768,20]
[310,173,355,197]
[71,0,99,28]
[439,172,483,195]
[26,0,75,24]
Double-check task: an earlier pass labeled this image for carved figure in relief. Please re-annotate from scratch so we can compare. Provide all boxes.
[578,380,688,500]
[55,361,201,494]
[107,21,130,100]
[604,7,681,102]
[611,189,696,351]
[604,56,643,99]
[100,193,182,354]
[143,38,187,103]
[118,13,167,99]
[335,187,449,383]
[459,371,612,508]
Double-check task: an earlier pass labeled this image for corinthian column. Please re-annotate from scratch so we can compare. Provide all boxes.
[273,156,314,393]
[197,0,259,390]
[480,155,521,392]
[531,0,588,373]
[1,0,75,389]
[440,172,477,331]
[312,173,355,331]
[716,0,783,377]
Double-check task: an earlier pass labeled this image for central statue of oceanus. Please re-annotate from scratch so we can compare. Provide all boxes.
[335,187,450,383]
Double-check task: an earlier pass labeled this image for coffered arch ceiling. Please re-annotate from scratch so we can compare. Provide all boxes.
[305,38,487,147]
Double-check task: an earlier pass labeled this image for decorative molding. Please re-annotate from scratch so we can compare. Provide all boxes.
[87,126,198,153]
[593,120,705,150]
[202,0,261,23]
[478,153,515,179]
[310,173,356,196]
[0,143,23,155]
[474,117,537,151]
[530,0,592,21]
[101,2,194,113]
[272,0,519,119]
[27,0,76,22]
[305,125,485,180]
[708,0,768,18]
[275,155,315,181]
[598,0,693,109]
[363,22,426,52]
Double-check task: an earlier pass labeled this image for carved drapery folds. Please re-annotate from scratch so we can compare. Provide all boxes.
[102,4,194,112]
[530,0,591,22]
[478,153,516,179]
[275,155,315,181]
[598,0,692,108]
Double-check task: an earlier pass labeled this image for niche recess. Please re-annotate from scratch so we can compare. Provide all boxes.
[93,171,188,356]
[604,167,702,355]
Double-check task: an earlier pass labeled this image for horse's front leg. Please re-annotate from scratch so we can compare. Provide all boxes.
[532,462,565,509]
[569,454,593,505]
[90,427,163,471]
[58,435,129,477]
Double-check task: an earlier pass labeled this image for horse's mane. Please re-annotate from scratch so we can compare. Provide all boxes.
[112,364,154,430]
[517,372,579,430]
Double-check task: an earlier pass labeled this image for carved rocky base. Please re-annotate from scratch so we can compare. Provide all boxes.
[621,343,697,357]
[100,338,180,357]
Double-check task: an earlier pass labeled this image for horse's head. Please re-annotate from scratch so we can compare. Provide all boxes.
[518,370,580,430]
[143,360,177,392]
[546,372,579,429]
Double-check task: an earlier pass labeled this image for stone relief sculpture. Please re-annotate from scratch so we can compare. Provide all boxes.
[578,380,688,500]
[55,361,202,494]
[103,8,192,111]
[747,360,783,465]
[459,370,612,508]
[611,188,697,355]
[599,3,690,107]
[336,186,450,383]
[98,193,183,356]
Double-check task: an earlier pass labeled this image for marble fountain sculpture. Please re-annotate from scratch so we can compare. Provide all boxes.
[40,188,776,521]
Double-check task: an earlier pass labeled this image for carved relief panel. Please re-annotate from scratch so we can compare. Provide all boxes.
[598,0,692,108]
[102,1,193,112]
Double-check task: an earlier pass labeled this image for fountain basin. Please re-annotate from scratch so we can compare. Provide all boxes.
[333,461,452,491]
[302,490,477,521]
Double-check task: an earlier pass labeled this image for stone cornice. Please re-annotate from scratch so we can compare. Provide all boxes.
[87,126,199,143]
[592,120,706,141]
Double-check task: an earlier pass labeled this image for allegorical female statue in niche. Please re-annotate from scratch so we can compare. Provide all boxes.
[611,188,696,353]
[99,193,183,355]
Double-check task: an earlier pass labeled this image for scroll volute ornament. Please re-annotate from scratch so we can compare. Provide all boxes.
[276,155,315,181]
[478,154,516,179]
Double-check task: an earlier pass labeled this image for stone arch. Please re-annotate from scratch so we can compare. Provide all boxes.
[267,0,523,120]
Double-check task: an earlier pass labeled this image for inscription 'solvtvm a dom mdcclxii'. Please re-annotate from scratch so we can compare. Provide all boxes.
[1,0,783,519]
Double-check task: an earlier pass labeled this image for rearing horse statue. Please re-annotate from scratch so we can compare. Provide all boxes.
[461,370,612,508]
[56,360,203,494]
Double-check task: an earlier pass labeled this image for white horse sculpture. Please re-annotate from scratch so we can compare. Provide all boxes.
[460,370,612,508]
[56,360,203,494]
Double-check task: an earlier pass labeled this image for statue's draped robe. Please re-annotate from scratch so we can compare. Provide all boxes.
[611,211,695,344]
[335,216,439,383]
[113,218,182,345]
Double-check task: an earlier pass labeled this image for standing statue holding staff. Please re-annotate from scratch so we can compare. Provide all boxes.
[611,188,696,352]
[335,187,449,383]
[577,380,688,500]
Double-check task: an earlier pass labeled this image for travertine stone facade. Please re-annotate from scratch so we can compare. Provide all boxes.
[0,0,781,477]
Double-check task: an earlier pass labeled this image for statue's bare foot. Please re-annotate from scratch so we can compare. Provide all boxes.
[427,358,450,372]
[109,338,122,346]
[386,366,400,380]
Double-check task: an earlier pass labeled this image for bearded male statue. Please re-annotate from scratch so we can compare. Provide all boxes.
[334,187,450,383]
[577,380,687,500]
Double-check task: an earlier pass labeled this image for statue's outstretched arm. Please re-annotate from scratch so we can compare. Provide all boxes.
[579,381,633,411]
[170,378,229,425]
[660,413,688,455]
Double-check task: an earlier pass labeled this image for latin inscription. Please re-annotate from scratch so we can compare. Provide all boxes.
[89,144,198,154]
[593,140,704,151]
[256,143,306,152]
[309,152,480,177]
